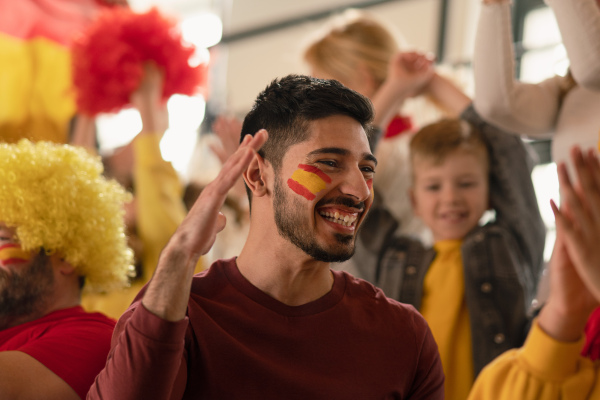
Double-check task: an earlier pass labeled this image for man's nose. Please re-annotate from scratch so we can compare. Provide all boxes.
[339,168,371,201]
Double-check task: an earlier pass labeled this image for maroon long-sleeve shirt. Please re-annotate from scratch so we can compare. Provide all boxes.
[89,258,444,399]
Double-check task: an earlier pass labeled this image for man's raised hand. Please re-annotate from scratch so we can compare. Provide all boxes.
[182,130,267,256]
[142,130,268,321]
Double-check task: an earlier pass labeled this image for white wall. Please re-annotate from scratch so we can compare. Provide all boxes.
[215,0,481,116]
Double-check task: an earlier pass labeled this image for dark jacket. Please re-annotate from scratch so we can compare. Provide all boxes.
[352,105,546,377]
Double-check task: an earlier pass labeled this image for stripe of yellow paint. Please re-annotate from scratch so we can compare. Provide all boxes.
[291,169,326,194]
[0,246,31,261]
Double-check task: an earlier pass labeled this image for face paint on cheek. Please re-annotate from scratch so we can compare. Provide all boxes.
[0,243,32,266]
[287,164,332,201]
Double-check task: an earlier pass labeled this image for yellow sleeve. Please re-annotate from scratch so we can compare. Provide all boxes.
[468,321,599,400]
[134,133,203,279]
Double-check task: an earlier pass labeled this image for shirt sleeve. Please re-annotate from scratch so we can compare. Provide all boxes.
[545,0,600,91]
[467,321,598,400]
[88,303,190,400]
[473,2,563,137]
[17,315,115,400]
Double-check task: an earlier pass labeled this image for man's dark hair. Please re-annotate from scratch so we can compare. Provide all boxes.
[241,74,375,202]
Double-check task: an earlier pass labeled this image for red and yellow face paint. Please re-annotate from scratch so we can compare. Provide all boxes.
[0,243,32,266]
[287,164,332,200]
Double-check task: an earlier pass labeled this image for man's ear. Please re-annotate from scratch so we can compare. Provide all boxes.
[242,153,268,197]
[49,253,76,275]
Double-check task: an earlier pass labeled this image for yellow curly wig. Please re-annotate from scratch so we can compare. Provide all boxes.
[0,140,135,293]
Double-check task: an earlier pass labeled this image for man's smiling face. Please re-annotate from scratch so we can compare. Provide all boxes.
[272,114,376,262]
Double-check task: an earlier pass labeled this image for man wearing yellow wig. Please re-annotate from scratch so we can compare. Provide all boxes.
[0,140,133,399]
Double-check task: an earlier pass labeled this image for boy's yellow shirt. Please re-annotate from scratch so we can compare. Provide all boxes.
[421,239,474,400]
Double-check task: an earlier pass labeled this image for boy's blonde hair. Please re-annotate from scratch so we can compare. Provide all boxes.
[410,119,490,172]
[303,9,401,88]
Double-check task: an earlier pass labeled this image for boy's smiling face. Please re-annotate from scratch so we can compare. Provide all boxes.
[411,149,489,242]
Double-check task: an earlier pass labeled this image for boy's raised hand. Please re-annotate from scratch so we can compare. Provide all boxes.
[142,130,268,321]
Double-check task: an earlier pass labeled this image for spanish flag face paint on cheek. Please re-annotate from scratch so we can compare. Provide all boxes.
[287,164,332,201]
[0,244,32,267]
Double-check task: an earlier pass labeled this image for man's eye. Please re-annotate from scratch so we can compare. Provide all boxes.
[425,185,440,191]
[318,160,337,168]
[361,166,375,174]
[459,181,476,188]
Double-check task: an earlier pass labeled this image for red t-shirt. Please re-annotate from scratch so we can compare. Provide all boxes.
[89,258,444,399]
[0,306,115,399]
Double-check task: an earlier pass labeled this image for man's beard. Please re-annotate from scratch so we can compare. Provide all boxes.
[0,251,54,327]
[273,177,358,262]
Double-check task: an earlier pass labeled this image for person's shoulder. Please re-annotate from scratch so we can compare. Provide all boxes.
[37,306,115,329]
[340,271,432,344]
[41,307,116,338]
[466,220,513,243]
[340,271,423,319]
[4,307,115,351]
[189,257,234,295]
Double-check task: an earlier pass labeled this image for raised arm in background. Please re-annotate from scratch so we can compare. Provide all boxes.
[473,0,563,136]
[545,0,600,91]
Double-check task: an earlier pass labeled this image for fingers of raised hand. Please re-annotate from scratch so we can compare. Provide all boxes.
[211,129,268,196]
[567,147,600,234]
[557,158,591,238]
[577,148,600,224]
[551,199,576,244]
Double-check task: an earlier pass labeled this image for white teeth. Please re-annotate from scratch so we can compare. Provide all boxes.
[318,211,358,227]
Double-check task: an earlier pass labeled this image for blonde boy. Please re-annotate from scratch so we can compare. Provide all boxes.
[357,106,546,400]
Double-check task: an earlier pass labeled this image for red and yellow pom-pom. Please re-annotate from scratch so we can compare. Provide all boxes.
[72,7,206,115]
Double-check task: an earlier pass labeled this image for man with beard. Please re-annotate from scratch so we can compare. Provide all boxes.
[0,140,133,400]
[89,75,444,400]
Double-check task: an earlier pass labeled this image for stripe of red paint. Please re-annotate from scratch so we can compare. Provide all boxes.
[0,244,20,251]
[287,178,316,200]
[0,258,28,264]
[297,164,332,183]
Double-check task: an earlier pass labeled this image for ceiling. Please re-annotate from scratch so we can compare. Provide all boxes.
[127,0,402,40]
